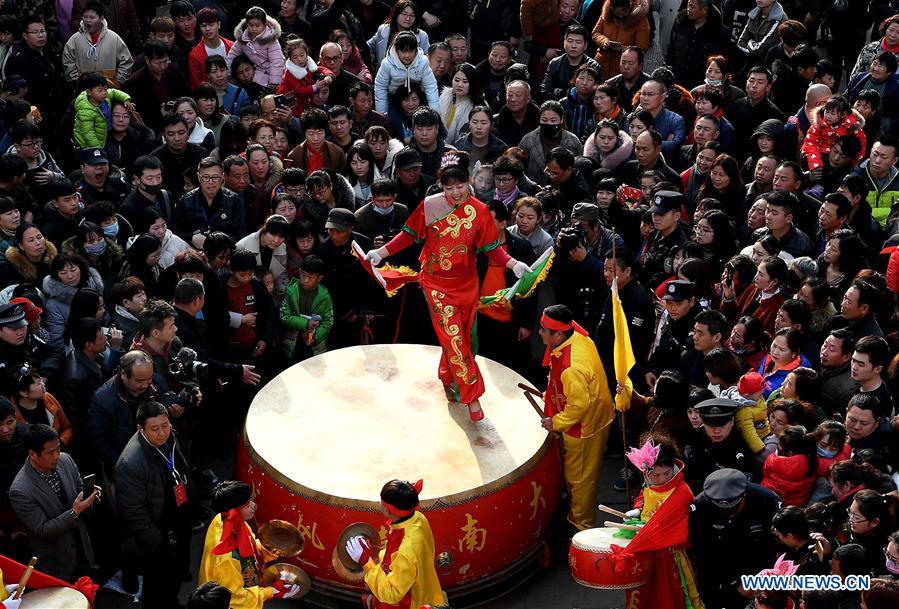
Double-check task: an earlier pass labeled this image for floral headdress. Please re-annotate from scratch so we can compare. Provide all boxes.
[625,439,660,473]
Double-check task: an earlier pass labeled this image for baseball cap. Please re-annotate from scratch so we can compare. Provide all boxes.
[8,298,41,325]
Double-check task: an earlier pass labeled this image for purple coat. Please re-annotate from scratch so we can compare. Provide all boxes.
[227,15,285,88]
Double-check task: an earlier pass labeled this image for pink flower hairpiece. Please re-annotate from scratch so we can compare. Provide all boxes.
[756,554,799,578]
[625,440,660,473]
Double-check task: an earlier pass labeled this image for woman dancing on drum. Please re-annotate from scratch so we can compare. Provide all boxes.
[198,481,302,608]
[611,434,704,609]
[345,479,445,609]
[365,151,530,420]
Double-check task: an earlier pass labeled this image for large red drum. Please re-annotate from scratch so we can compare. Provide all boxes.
[237,344,562,598]
[569,528,653,590]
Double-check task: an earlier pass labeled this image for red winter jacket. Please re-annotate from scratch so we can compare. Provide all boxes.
[188,37,235,90]
[816,443,851,477]
[276,59,334,117]
[762,452,816,506]
[801,108,866,170]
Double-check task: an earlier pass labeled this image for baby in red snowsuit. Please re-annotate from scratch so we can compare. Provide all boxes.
[801,96,866,171]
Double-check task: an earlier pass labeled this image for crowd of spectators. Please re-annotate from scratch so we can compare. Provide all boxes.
[0,0,898,607]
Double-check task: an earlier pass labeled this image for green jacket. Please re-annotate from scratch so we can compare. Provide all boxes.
[73,88,130,148]
[280,279,333,358]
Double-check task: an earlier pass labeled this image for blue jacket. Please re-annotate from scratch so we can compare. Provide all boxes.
[374,46,439,114]
[625,107,686,155]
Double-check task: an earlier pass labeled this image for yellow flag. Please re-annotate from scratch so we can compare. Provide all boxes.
[612,277,636,412]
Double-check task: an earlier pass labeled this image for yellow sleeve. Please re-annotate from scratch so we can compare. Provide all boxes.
[735,405,765,454]
[362,551,418,605]
[211,558,273,609]
[0,569,6,602]
[552,367,591,433]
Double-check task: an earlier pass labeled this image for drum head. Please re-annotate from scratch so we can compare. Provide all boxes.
[572,526,632,550]
[262,563,312,597]
[19,588,89,608]
[259,519,305,557]
[336,522,379,570]
[244,344,549,504]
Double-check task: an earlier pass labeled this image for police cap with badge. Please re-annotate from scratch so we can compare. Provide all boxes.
[694,397,739,427]
[703,468,749,509]
[662,279,695,302]
[0,303,27,329]
[648,190,683,214]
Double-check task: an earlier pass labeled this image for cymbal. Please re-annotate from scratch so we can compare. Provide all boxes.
[258,520,305,557]
[335,522,379,570]
[262,563,312,597]
[332,546,365,584]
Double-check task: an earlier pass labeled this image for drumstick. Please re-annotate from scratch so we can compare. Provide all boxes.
[603,521,642,531]
[12,557,37,600]
[517,383,543,397]
[598,504,629,519]
[520,388,546,418]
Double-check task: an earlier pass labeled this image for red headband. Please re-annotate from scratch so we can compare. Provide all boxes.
[541,314,588,366]
[382,479,423,517]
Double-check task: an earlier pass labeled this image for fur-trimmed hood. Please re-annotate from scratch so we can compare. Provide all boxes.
[234,15,281,45]
[4,241,58,283]
[601,0,649,25]
[285,57,318,80]
[42,266,104,305]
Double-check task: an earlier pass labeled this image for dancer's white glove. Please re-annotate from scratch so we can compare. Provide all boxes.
[625,508,641,518]
[365,247,388,267]
[510,260,530,278]
[346,535,372,564]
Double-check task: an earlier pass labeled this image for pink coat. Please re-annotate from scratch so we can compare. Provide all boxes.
[227,16,285,88]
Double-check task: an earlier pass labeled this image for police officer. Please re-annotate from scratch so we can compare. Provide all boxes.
[637,190,687,287]
[647,280,700,389]
[689,468,781,609]
[595,247,655,391]
[0,302,50,379]
[683,398,760,493]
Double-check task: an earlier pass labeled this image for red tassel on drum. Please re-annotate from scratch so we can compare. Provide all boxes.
[608,544,635,573]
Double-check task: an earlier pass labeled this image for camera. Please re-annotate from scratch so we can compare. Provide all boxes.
[165,348,207,407]
[556,224,587,253]
[274,92,297,109]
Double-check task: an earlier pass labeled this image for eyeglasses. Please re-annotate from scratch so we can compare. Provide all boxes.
[284,185,305,193]
[19,139,43,149]
[26,30,46,36]
[198,174,222,183]
[494,176,515,184]
[848,512,869,524]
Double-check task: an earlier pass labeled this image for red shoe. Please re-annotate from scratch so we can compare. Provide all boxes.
[467,403,484,421]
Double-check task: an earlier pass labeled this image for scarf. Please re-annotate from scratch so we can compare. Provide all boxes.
[882,39,899,54]
[211,508,256,558]
[498,186,520,209]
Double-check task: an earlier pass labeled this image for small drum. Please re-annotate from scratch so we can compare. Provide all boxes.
[568,527,653,590]
[19,587,89,608]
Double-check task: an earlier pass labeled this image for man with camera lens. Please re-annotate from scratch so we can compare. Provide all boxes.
[552,202,624,329]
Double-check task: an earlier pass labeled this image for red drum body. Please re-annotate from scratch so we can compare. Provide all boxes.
[237,344,562,596]
[568,528,653,590]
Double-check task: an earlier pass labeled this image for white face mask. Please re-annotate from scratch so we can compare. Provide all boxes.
[373,204,394,215]
[705,78,723,88]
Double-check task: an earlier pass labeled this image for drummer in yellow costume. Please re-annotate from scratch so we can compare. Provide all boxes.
[0,570,20,609]
[538,304,614,531]
[199,481,302,608]
[345,479,445,609]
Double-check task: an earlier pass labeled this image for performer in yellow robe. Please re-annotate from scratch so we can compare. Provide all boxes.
[538,304,614,531]
[199,481,301,608]
[0,569,19,609]
[346,479,445,609]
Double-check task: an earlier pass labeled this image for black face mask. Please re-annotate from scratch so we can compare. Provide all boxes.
[540,123,562,138]
[141,182,162,196]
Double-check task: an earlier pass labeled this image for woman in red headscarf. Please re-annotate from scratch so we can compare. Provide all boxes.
[345,479,445,609]
[198,481,301,608]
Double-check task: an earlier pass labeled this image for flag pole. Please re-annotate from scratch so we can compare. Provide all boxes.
[610,230,632,504]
